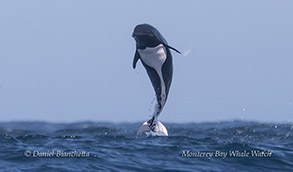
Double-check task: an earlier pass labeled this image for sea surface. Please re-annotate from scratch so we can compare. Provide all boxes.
[0,120,292,172]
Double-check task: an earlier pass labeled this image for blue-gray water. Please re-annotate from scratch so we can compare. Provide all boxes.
[0,121,292,172]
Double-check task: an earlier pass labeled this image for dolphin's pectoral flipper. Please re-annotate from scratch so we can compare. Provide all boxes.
[162,43,181,54]
[133,49,141,69]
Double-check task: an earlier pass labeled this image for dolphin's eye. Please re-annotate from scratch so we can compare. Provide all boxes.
[147,33,154,37]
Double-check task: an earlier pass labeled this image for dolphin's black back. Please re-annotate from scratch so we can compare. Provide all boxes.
[149,25,168,46]
[162,48,173,99]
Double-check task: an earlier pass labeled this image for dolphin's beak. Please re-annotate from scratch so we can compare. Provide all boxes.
[132,32,136,38]
[132,32,143,37]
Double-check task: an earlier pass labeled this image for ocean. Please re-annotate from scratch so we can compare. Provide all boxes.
[0,121,292,172]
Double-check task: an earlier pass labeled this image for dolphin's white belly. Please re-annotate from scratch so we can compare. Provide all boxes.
[138,44,167,113]
[138,44,167,71]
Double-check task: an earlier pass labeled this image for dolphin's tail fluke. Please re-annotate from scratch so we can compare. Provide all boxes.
[136,120,168,136]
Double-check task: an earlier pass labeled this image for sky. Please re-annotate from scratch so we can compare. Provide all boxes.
[0,1,293,123]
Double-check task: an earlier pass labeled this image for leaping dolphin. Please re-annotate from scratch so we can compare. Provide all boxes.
[132,24,180,136]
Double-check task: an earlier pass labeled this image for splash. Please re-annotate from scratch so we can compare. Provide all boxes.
[182,49,191,56]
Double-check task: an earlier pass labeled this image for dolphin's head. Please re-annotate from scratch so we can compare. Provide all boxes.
[132,24,161,49]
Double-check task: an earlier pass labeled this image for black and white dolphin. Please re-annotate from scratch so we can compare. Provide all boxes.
[132,24,180,134]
